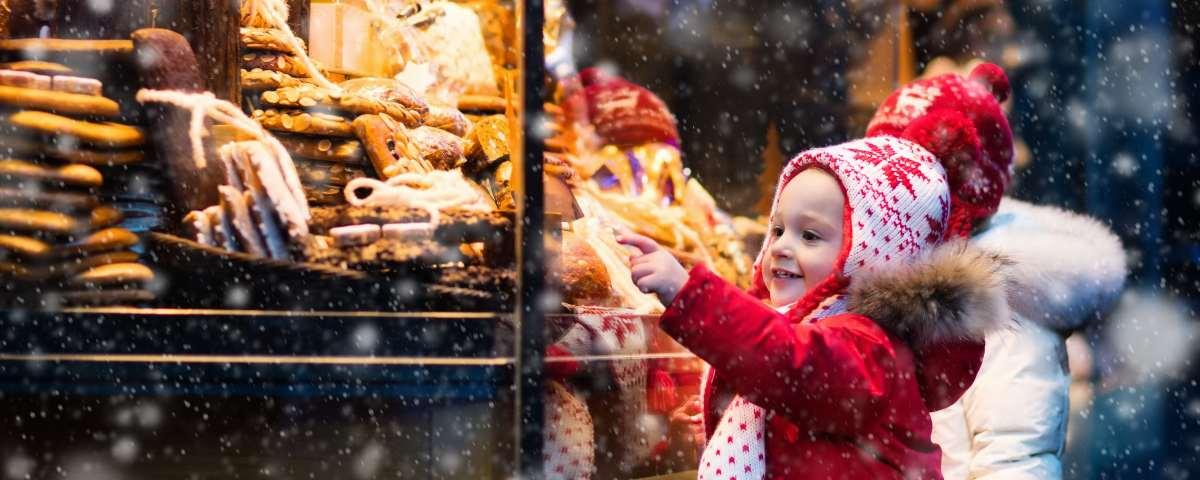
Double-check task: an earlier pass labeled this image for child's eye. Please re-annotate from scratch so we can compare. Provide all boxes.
[771,225,784,237]
[801,230,822,242]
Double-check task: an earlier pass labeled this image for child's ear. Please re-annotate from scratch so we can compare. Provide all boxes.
[900,109,985,199]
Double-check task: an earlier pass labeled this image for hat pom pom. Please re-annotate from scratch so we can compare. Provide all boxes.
[901,110,985,196]
[901,110,982,167]
[969,63,1010,103]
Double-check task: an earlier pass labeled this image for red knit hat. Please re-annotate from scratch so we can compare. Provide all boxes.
[565,68,680,148]
[866,63,1014,238]
[747,136,951,320]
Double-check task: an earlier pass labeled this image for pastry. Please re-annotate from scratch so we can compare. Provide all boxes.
[410,126,465,170]
[424,106,471,137]
[464,115,510,172]
[338,78,430,118]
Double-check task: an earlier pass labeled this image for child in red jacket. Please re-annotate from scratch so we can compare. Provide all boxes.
[619,133,1007,479]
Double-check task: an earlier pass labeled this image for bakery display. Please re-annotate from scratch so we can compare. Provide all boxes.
[0,47,159,307]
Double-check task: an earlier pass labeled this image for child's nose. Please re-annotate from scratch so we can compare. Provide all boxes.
[770,242,792,259]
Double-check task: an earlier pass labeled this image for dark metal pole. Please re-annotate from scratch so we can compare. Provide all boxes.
[516,0,545,477]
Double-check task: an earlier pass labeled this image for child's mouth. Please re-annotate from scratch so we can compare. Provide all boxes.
[772,268,802,279]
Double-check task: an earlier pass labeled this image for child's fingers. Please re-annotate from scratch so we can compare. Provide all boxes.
[630,263,657,279]
[616,233,661,255]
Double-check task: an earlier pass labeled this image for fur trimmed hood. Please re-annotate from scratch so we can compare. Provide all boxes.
[847,239,1010,346]
[973,198,1126,332]
[845,239,1010,411]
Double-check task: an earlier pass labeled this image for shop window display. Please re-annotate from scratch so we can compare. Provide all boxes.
[0,0,1193,479]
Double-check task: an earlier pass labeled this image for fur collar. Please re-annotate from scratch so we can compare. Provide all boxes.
[846,240,1009,346]
[973,198,1126,332]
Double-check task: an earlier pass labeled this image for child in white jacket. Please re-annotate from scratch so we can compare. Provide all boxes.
[866,64,1127,479]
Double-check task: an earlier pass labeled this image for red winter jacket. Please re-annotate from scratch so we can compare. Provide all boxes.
[661,255,1003,480]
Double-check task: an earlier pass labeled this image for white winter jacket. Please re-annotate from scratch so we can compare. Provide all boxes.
[931,198,1126,479]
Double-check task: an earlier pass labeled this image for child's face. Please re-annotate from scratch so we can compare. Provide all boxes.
[762,168,846,307]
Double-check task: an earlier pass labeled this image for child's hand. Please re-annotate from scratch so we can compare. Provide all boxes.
[617,232,689,304]
[669,395,705,452]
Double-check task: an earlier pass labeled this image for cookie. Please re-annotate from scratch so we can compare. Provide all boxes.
[204,205,237,252]
[0,159,103,188]
[218,185,267,257]
[229,141,308,249]
[241,52,314,79]
[275,134,364,164]
[0,61,73,75]
[294,157,368,188]
[44,251,140,279]
[252,108,354,138]
[330,224,380,247]
[50,288,155,306]
[70,262,154,287]
[0,85,121,117]
[241,68,308,92]
[182,210,214,246]
[59,227,139,257]
[240,27,304,54]
[0,187,97,211]
[0,70,51,90]
[425,106,471,137]
[9,111,145,148]
[51,76,103,97]
[410,126,465,170]
[0,135,145,166]
[243,190,288,260]
[0,208,80,234]
[261,85,424,128]
[90,205,124,230]
[0,234,51,259]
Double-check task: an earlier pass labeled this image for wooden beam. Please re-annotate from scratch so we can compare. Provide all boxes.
[151,0,241,103]
[288,0,309,43]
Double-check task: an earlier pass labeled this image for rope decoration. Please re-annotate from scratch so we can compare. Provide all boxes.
[345,170,493,231]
